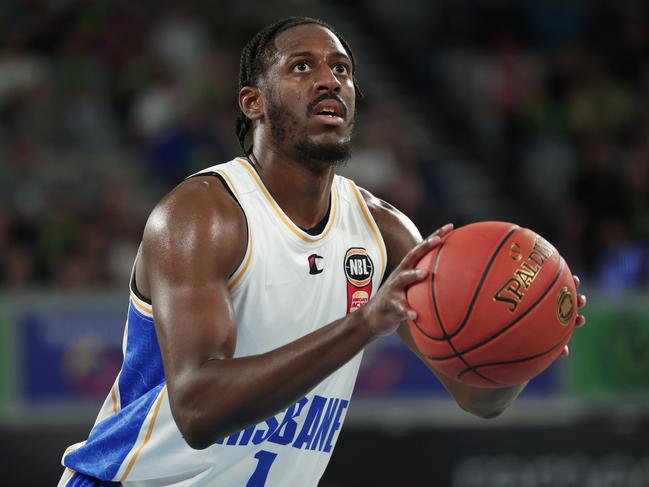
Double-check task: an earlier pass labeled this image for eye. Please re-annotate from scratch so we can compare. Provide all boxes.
[333,63,350,75]
[293,61,311,73]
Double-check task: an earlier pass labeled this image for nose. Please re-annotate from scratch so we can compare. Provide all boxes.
[315,65,341,93]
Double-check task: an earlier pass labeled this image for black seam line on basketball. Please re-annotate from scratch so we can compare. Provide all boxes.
[456,333,569,380]
[409,244,445,342]
[466,371,502,385]
[425,257,565,362]
[426,230,519,386]
[429,225,521,342]
[407,245,493,382]
[429,242,498,385]
[409,244,444,340]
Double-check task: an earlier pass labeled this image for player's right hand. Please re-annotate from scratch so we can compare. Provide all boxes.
[358,223,453,339]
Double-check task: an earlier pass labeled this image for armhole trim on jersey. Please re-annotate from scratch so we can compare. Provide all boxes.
[212,169,253,291]
[347,180,388,282]
[129,246,154,318]
[119,385,168,482]
[130,289,153,319]
[183,169,252,291]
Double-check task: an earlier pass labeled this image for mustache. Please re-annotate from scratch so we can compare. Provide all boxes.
[306,93,348,119]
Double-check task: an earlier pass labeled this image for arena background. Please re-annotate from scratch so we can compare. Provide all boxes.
[1,1,648,485]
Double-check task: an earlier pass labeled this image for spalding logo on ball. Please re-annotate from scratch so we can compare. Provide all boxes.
[406,221,577,388]
[556,288,575,325]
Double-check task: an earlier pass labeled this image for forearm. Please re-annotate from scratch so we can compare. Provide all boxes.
[397,324,526,418]
[433,369,527,418]
[172,311,372,449]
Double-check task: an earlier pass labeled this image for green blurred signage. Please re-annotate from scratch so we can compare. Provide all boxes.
[569,294,649,397]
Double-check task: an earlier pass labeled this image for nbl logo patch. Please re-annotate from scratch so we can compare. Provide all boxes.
[344,248,373,286]
[344,248,374,314]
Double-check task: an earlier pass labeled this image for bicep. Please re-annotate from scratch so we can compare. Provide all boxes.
[150,269,237,372]
[141,179,247,383]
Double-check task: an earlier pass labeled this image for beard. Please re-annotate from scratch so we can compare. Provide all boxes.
[267,94,353,172]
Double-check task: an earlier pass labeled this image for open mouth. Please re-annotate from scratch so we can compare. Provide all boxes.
[312,98,346,126]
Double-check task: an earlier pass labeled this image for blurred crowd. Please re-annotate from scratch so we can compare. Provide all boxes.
[1,0,648,291]
[365,0,649,290]
[0,1,251,288]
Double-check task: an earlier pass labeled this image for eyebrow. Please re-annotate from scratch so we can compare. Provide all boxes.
[286,50,352,63]
[287,51,312,59]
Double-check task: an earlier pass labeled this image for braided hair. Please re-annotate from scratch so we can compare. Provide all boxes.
[235,16,363,155]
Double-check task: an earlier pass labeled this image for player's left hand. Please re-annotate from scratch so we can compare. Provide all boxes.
[561,275,586,356]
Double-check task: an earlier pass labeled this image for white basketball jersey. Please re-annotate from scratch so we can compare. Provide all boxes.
[60,157,387,486]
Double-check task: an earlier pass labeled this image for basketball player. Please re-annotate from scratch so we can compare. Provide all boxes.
[59,17,586,486]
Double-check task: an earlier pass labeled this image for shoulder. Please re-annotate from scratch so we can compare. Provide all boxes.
[141,175,247,279]
[147,175,245,236]
[358,186,422,276]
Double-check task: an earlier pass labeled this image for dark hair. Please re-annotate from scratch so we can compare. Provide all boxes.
[235,16,363,155]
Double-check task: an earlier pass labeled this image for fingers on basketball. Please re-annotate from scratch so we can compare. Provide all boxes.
[432,223,454,237]
[399,236,440,272]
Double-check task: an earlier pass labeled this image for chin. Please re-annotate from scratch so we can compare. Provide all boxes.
[294,137,352,168]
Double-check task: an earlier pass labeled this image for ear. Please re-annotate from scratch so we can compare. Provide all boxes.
[239,86,264,121]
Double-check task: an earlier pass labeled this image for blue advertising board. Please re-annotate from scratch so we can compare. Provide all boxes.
[16,299,125,404]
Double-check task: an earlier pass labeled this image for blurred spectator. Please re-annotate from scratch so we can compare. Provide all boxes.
[151,3,209,77]
[563,134,627,273]
[593,127,649,290]
[566,57,634,138]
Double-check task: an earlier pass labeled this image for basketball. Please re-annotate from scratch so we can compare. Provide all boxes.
[406,221,577,388]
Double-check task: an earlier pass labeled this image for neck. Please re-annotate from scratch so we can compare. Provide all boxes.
[249,142,335,229]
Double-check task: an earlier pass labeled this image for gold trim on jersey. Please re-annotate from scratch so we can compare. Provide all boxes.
[130,291,153,318]
[228,236,253,291]
[107,319,127,417]
[110,382,119,415]
[348,180,387,281]
[62,468,76,486]
[214,168,253,291]
[120,385,168,481]
[236,158,338,243]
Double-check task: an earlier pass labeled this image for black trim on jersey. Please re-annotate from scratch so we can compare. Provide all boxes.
[299,201,331,236]
[131,268,152,305]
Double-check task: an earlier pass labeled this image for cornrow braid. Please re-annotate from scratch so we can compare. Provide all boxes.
[235,16,364,155]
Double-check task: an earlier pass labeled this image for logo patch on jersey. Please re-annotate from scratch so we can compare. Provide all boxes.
[344,248,374,314]
[308,254,324,275]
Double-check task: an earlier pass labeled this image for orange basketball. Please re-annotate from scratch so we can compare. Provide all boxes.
[406,221,577,388]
